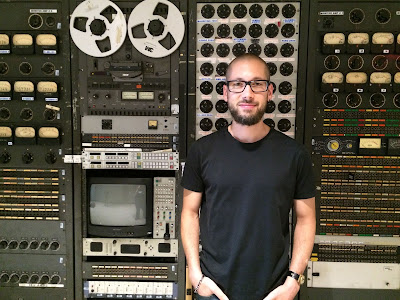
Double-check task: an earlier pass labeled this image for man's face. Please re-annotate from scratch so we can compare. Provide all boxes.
[223,58,273,126]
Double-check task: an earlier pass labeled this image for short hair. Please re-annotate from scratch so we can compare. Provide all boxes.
[226,53,270,80]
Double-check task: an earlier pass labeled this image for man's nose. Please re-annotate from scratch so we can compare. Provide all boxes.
[242,83,255,97]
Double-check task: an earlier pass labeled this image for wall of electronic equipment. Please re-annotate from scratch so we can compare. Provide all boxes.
[0,0,399,300]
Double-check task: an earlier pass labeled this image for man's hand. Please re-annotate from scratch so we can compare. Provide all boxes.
[263,277,300,300]
[196,276,229,300]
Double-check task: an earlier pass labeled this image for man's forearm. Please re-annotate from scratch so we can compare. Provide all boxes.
[181,208,203,285]
[289,215,316,275]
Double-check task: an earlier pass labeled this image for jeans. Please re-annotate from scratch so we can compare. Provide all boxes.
[196,295,220,300]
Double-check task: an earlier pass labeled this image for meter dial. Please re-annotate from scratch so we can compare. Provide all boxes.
[348,33,369,45]
[370,72,391,84]
[322,72,344,84]
[348,55,364,70]
[346,93,362,108]
[323,33,345,45]
[327,139,341,152]
[346,72,368,84]
[324,55,340,70]
[372,33,394,45]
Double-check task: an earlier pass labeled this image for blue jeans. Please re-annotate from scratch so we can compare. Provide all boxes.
[196,295,220,300]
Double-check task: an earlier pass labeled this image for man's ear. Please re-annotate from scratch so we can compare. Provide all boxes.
[223,83,228,102]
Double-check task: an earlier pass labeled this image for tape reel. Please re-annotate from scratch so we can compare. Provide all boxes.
[127,0,185,58]
[69,0,126,57]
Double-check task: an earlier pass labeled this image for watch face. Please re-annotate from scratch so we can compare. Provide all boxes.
[299,274,305,285]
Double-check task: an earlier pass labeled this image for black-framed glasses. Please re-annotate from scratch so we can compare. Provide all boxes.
[226,80,270,93]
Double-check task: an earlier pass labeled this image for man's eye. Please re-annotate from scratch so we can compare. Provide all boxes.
[252,81,263,86]
[232,82,243,87]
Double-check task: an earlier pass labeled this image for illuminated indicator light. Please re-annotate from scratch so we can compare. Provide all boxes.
[136,84,142,89]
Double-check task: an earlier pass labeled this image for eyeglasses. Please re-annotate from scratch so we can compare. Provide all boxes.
[226,80,270,93]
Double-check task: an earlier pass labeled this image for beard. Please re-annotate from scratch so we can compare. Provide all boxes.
[228,100,266,126]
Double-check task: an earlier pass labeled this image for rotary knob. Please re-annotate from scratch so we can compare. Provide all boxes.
[0,151,11,163]
[22,152,34,164]
[45,152,57,164]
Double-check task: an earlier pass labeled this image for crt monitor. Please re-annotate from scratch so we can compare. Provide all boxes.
[87,177,153,238]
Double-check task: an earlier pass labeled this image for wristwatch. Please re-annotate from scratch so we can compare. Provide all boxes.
[287,270,305,285]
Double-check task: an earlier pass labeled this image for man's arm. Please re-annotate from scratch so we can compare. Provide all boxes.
[265,197,316,300]
[181,188,229,299]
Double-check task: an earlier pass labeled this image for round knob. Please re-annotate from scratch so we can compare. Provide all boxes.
[44,109,56,121]
[45,152,57,164]
[105,94,111,99]
[22,152,34,164]
[92,94,99,99]
[0,152,11,163]
[0,108,10,120]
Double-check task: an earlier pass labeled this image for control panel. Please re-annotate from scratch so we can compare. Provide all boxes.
[194,2,301,139]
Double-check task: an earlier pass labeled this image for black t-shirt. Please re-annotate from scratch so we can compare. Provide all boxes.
[181,127,315,300]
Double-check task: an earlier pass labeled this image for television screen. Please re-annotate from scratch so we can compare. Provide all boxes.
[90,184,146,226]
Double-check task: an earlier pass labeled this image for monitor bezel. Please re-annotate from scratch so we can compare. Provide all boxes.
[87,177,153,238]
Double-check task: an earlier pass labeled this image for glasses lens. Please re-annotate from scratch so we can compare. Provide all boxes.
[251,80,268,92]
[228,81,245,92]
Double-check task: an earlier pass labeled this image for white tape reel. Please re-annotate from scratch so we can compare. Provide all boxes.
[127,0,184,58]
[70,0,126,57]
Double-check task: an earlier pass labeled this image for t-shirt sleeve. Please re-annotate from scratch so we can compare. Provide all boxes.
[181,142,204,192]
[294,146,316,199]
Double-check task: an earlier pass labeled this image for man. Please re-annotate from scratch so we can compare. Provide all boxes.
[181,54,316,300]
